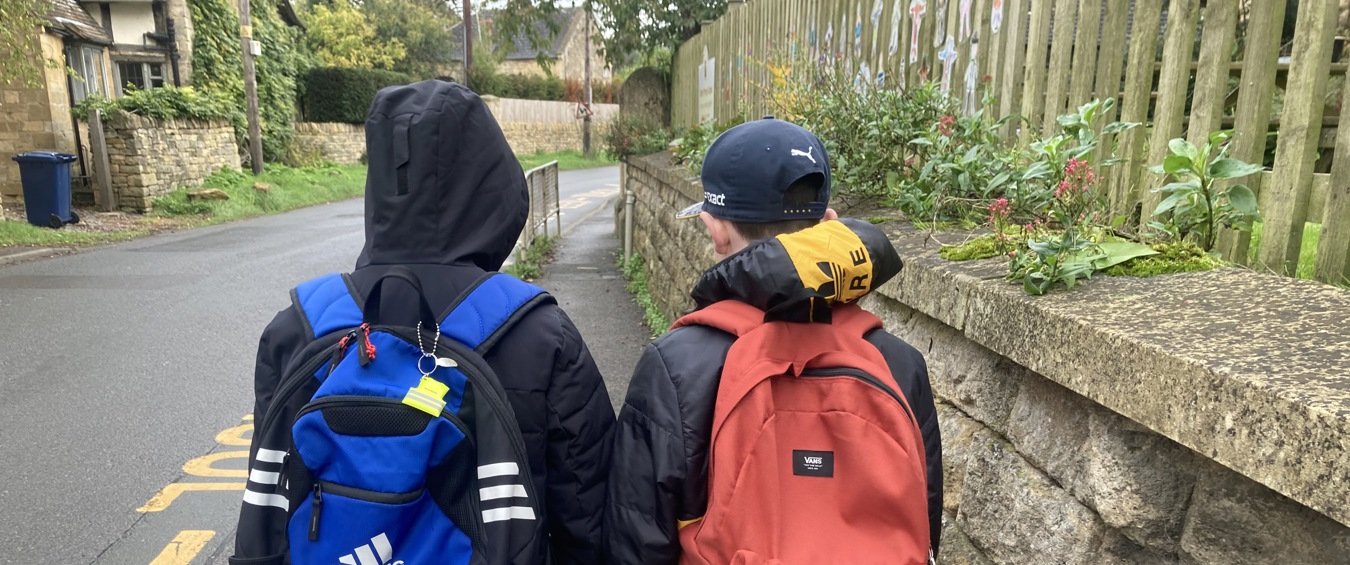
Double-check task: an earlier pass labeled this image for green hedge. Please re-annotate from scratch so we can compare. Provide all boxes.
[302,67,414,124]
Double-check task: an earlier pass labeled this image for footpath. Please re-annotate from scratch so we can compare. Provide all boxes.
[533,200,652,413]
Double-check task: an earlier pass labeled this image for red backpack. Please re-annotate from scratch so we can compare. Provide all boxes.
[672,300,930,565]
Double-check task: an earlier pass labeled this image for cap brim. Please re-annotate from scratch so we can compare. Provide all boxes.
[675,201,704,219]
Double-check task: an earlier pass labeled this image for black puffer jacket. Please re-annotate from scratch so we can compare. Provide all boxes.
[604,218,942,564]
[241,81,614,564]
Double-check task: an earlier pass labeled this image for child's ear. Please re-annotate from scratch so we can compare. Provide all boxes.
[821,208,839,222]
[700,212,734,255]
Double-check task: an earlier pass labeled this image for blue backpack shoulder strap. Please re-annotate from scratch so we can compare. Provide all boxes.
[291,273,363,339]
[439,273,555,353]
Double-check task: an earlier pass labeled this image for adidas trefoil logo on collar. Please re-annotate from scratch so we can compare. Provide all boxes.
[338,532,403,565]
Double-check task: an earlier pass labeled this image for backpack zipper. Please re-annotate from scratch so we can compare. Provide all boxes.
[294,395,475,450]
[308,479,426,541]
[800,367,915,423]
[259,330,355,434]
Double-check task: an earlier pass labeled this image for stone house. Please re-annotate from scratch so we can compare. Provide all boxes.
[447,8,609,83]
[0,0,118,207]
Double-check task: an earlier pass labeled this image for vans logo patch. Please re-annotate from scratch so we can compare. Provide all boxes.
[793,450,834,477]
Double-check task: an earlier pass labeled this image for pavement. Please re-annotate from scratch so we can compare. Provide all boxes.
[0,165,641,564]
[533,196,651,413]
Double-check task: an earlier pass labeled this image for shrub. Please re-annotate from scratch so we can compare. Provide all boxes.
[302,67,414,124]
[74,85,242,123]
[603,114,670,159]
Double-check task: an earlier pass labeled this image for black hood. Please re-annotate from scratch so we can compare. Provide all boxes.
[357,80,527,270]
[690,218,904,323]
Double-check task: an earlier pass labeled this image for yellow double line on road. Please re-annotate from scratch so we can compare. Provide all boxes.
[136,415,254,564]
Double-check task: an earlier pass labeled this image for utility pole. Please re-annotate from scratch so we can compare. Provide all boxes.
[238,0,263,174]
[582,1,593,157]
[462,0,473,89]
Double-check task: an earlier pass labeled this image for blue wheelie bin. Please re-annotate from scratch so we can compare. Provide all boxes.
[12,151,80,229]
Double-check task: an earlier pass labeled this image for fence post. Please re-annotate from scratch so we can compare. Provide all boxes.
[1017,0,1053,145]
[552,164,560,238]
[1108,0,1163,216]
[1214,0,1287,265]
[1041,0,1078,133]
[1316,78,1350,285]
[87,109,115,212]
[1140,0,1201,220]
[1258,0,1338,276]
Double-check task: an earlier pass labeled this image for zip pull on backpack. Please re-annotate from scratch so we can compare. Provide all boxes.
[672,300,931,565]
[232,267,552,565]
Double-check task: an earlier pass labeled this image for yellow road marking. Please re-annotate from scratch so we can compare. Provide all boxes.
[137,483,246,512]
[213,423,253,446]
[182,450,250,478]
[149,530,215,565]
[242,414,253,421]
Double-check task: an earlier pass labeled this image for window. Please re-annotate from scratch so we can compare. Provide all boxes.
[70,45,108,102]
[116,62,166,95]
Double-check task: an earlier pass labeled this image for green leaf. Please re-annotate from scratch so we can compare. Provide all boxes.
[1152,192,1188,217]
[1093,241,1160,270]
[1101,121,1139,136]
[1208,158,1263,180]
[909,137,934,146]
[1163,154,1192,175]
[1023,275,1045,295]
[1153,180,1202,194]
[1225,184,1259,215]
[1208,130,1233,146]
[1168,138,1198,161]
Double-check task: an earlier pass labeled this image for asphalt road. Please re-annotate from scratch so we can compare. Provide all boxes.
[0,166,620,565]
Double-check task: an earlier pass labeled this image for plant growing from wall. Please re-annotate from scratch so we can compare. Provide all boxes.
[670,114,745,173]
[73,85,242,122]
[1148,131,1262,253]
[189,0,310,161]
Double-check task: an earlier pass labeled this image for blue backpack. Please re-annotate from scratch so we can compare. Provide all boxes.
[231,267,552,565]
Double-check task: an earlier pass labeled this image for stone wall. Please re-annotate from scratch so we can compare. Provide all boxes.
[483,96,617,154]
[0,33,84,207]
[103,111,240,212]
[621,154,1350,564]
[294,122,364,164]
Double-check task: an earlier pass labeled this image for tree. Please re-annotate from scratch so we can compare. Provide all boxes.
[306,2,406,69]
[1,0,51,88]
[361,0,460,79]
[592,0,726,69]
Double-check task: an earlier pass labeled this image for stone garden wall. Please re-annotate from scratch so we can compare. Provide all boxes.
[621,153,1350,564]
[104,111,239,212]
[293,122,365,164]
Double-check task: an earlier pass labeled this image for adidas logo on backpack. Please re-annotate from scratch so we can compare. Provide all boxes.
[338,533,401,565]
[230,268,554,565]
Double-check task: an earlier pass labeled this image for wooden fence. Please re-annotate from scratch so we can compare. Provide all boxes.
[672,0,1350,285]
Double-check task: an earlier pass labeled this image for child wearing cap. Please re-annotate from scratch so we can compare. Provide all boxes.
[604,117,943,564]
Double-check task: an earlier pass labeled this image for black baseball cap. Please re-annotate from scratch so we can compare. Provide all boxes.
[676,117,832,222]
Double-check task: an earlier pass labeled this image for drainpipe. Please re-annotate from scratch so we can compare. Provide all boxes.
[166,17,182,87]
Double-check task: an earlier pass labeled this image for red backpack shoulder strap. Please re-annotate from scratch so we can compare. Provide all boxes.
[671,300,767,337]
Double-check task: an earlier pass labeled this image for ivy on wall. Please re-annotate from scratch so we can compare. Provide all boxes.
[188,0,310,161]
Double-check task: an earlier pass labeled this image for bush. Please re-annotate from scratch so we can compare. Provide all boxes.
[603,114,670,159]
[74,85,242,123]
[302,67,414,123]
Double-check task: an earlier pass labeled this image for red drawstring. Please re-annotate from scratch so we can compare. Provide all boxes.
[360,323,377,361]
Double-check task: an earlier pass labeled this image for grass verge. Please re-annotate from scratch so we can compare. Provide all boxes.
[517,150,617,172]
[503,236,556,281]
[0,221,148,247]
[153,163,366,223]
[619,253,670,337]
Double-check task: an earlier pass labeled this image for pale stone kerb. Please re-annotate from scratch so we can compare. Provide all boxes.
[890,232,1350,528]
